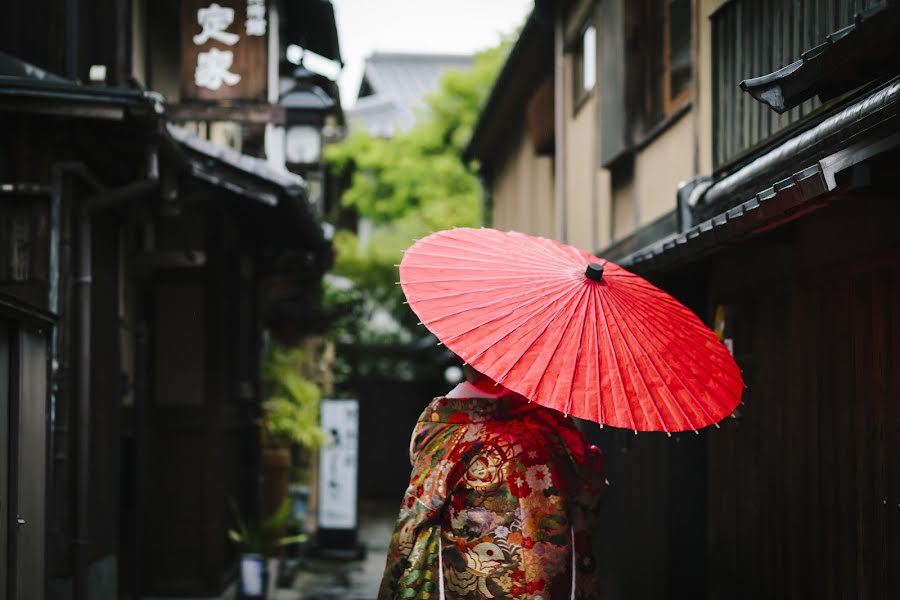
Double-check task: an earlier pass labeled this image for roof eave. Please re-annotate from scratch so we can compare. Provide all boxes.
[462,9,553,167]
[281,0,343,65]
[739,4,900,114]
[164,123,331,252]
[605,78,900,272]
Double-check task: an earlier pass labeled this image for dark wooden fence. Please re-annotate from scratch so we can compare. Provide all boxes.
[711,0,888,168]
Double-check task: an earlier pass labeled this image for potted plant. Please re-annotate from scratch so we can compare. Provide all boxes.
[260,344,325,518]
[228,498,307,599]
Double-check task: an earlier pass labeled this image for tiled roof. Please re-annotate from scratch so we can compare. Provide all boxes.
[165,122,332,251]
[0,51,162,115]
[740,4,900,114]
[347,52,472,136]
[166,122,307,203]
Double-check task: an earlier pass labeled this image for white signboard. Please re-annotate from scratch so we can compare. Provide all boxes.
[318,399,359,530]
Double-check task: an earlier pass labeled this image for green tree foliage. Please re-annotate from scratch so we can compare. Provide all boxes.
[326,41,509,228]
[324,40,511,372]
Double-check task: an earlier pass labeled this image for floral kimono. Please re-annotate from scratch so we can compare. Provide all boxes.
[378,382,607,600]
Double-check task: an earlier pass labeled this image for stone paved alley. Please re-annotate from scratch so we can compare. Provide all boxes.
[276,501,397,600]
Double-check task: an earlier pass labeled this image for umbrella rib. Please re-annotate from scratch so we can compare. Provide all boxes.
[464,279,584,363]
[420,279,580,334]
[400,265,572,283]
[437,279,583,356]
[404,264,575,275]
[601,284,740,378]
[605,288,743,390]
[607,277,739,363]
[605,285,741,415]
[542,239,594,271]
[404,277,574,306]
[531,283,589,414]
[595,289,669,431]
[518,284,589,402]
[605,276,712,326]
[418,237,576,270]
[401,229,740,430]
[609,277,717,316]
[587,287,603,426]
[527,236,586,265]
[403,250,563,268]
[601,289,703,431]
[562,286,591,417]
[594,285,636,431]
[401,274,573,285]
[497,231,588,269]
[414,239,538,264]
[479,282,586,388]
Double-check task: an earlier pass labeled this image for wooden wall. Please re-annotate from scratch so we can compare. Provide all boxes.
[704,190,900,599]
[0,0,131,83]
[584,268,711,600]
[589,185,900,599]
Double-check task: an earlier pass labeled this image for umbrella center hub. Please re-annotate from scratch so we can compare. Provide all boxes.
[585,262,605,282]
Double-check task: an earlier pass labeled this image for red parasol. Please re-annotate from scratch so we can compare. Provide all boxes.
[399,228,743,433]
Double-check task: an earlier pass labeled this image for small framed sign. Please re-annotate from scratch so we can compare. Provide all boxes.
[317,399,359,533]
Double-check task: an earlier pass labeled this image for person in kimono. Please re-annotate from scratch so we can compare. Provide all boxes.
[378,363,607,600]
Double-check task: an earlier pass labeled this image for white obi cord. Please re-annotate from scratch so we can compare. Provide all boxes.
[438,532,445,600]
[435,527,577,600]
[570,526,576,600]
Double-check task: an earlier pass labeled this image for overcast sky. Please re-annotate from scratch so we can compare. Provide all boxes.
[329,0,534,107]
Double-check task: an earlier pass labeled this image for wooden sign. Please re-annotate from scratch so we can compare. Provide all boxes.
[181,0,269,102]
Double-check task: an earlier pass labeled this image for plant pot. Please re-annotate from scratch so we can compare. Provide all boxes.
[239,553,266,599]
[261,447,291,520]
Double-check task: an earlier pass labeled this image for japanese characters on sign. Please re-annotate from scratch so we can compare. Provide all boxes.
[181,0,268,102]
[195,47,241,91]
[245,0,267,36]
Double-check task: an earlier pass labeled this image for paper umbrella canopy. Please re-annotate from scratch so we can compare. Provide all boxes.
[399,228,744,433]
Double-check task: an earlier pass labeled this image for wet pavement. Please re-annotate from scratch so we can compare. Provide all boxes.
[276,500,397,600]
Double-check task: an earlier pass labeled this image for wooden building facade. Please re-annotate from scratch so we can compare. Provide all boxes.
[466,0,899,598]
[0,1,340,599]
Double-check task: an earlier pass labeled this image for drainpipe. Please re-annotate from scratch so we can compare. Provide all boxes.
[51,162,101,600]
[53,158,158,600]
[132,322,148,600]
[553,2,566,242]
[73,180,92,600]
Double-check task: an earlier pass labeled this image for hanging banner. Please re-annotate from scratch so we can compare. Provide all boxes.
[180,0,269,101]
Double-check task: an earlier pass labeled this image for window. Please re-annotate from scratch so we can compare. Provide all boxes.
[600,0,693,164]
[630,0,692,129]
[572,23,597,110]
[665,0,692,113]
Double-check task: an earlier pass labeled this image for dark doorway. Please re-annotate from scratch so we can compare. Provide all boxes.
[0,297,53,600]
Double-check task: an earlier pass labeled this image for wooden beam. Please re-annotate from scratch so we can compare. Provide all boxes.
[168,103,285,124]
